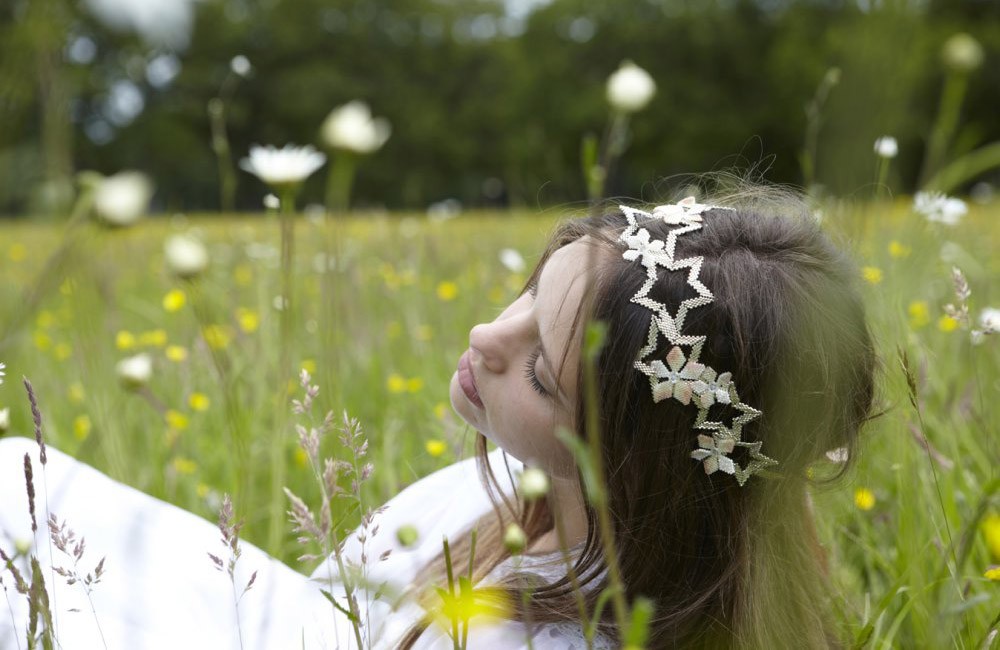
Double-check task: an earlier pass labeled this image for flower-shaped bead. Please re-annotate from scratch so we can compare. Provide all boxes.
[691,367,733,408]
[622,228,666,268]
[652,196,712,225]
[690,434,736,475]
[650,346,705,405]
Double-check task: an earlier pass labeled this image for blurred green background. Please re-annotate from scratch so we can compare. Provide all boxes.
[1,0,998,215]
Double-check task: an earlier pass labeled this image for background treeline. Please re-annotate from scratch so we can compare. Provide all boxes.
[0,0,998,215]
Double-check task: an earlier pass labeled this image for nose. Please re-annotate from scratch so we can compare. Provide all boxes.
[469,308,531,374]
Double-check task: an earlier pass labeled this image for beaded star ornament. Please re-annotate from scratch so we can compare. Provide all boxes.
[618,197,778,486]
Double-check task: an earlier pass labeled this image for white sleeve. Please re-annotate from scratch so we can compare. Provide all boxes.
[0,437,346,650]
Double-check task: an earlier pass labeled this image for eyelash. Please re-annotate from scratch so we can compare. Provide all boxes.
[523,349,548,396]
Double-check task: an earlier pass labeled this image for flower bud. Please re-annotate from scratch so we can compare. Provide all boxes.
[165,233,209,279]
[396,524,419,548]
[606,61,656,114]
[873,136,898,159]
[230,55,252,78]
[942,33,983,73]
[116,353,153,388]
[503,523,527,554]
[321,101,392,154]
[263,194,280,210]
[518,468,549,500]
[0,407,9,433]
[14,538,31,556]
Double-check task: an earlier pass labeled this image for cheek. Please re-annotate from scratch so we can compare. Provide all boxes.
[491,391,577,479]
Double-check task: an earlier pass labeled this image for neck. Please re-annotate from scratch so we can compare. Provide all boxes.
[527,473,588,555]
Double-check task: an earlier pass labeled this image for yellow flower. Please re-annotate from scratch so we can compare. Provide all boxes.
[116,330,136,350]
[139,329,168,348]
[436,281,459,301]
[294,447,309,468]
[416,325,433,341]
[68,382,85,404]
[984,567,1000,581]
[982,514,1000,562]
[34,331,52,351]
[908,301,930,329]
[386,374,407,394]
[53,342,73,361]
[8,243,26,262]
[861,266,883,285]
[433,402,449,420]
[196,483,210,498]
[887,240,911,259]
[188,392,210,412]
[236,308,259,334]
[233,264,254,287]
[407,377,424,393]
[854,487,876,511]
[429,585,512,634]
[165,345,189,362]
[73,415,91,441]
[425,440,447,457]
[202,325,231,350]
[300,359,317,374]
[165,409,189,431]
[937,315,959,332]
[162,289,187,313]
[172,456,197,475]
[36,311,56,329]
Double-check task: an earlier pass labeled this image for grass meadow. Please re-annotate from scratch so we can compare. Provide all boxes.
[0,200,998,647]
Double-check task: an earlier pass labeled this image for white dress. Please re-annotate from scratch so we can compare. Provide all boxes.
[0,437,613,649]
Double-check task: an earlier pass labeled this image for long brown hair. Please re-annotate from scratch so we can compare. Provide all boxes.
[400,189,882,648]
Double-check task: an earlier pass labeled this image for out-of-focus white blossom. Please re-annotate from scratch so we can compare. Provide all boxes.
[0,407,9,433]
[84,0,196,49]
[606,61,656,113]
[92,171,154,227]
[230,55,252,77]
[942,33,984,73]
[263,194,280,210]
[320,101,392,154]
[240,144,326,189]
[116,353,153,388]
[0,361,5,385]
[503,523,527,554]
[914,191,967,226]
[499,248,526,273]
[874,136,898,159]
[980,307,1000,333]
[164,233,209,278]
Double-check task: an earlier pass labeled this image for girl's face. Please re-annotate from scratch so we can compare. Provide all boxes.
[449,240,592,478]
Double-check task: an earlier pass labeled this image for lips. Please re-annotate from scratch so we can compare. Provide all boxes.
[457,349,484,409]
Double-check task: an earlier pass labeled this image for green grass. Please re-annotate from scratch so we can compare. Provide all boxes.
[0,202,998,647]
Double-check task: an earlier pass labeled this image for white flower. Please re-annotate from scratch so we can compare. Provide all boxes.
[229,55,252,78]
[164,233,209,278]
[874,136,898,159]
[650,347,705,405]
[652,196,713,225]
[942,33,983,73]
[499,248,525,273]
[606,60,656,113]
[518,468,549,500]
[116,353,153,388]
[92,171,154,226]
[263,194,280,210]
[914,191,967,226]
[979,307,1000,333]
[825,447,850,463]
[690,434,736,475]
[240,144,326,188]
[0,361,5,385]
[0,407,9,433]
[690,367,733,408]
[320,101,391,154]
[622,228,666,269]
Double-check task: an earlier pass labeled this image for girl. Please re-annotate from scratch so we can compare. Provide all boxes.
[0,191,879,649]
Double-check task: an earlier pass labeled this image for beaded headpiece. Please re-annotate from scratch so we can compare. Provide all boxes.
[618,197,777,485]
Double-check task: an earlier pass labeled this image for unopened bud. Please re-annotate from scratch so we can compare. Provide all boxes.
[518,468,549,500]
[503,523,527,554]
[396,524,419,548]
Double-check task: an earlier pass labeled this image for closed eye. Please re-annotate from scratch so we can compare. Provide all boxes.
[523,348,548,396]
